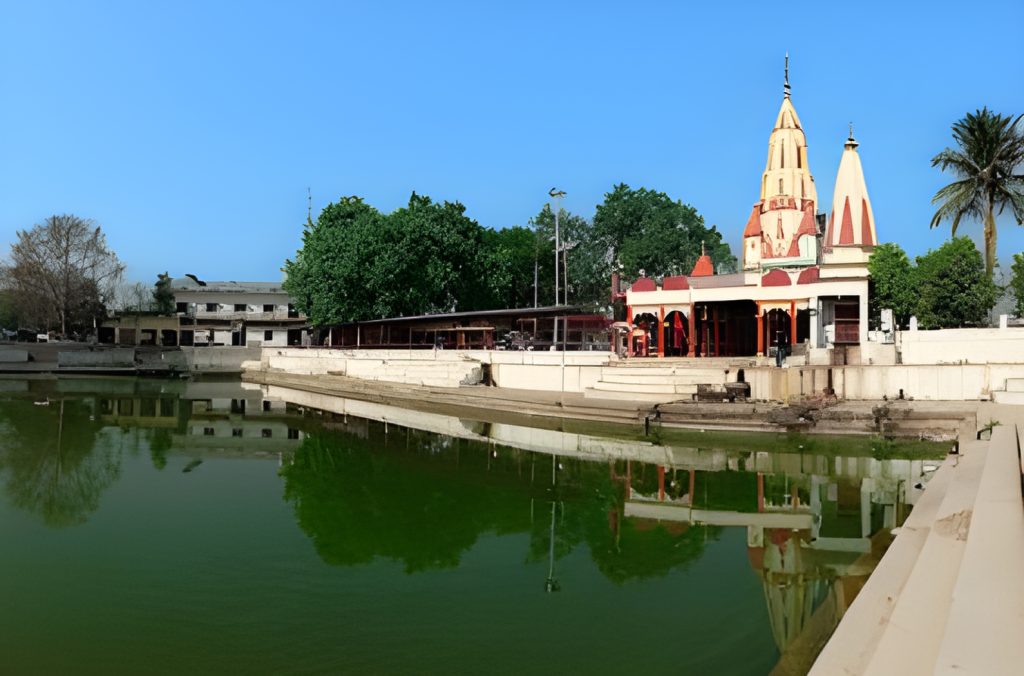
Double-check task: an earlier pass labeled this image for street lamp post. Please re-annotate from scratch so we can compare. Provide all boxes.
[549,188,566,348]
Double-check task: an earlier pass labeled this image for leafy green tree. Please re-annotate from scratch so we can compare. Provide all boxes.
[152,272,175,314]
[284,194,487,324]
[913,237,998,328]
[1009,253,1024,317]
[476,226,540,309]
[930,108,1024,278]
[283,196,384,325]
[593,184,734,281]
[531,205,609,306]
[867,243,917,328]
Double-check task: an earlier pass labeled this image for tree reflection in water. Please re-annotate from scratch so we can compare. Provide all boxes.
[280,423,718,583]
[0,398,120,527]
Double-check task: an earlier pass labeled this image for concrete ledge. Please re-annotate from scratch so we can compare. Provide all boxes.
[934,425,1024,675]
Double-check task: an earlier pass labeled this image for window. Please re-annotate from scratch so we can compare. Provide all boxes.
[287,428,299,440]
[778,178,784,195]
[234,303,246,312]
[232,428,243,438]
[263,304,275,313]
[203,427,215,436]
[264,330,274,341]
[261,428,272,438]
[176,302,188,313]
[287,303,298,318]
[206,303,219,312]
[262,400,271,412]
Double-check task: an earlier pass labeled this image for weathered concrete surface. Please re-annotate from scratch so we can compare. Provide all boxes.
[0,348,29,363]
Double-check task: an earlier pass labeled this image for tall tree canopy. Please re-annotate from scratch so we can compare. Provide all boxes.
[593,184,734,280]
[3,214,124,335]
[913,237,998,328]
[284,194,487,324]
[284,187,730,325]
[930,108,1024,277]
[867,243,917,329]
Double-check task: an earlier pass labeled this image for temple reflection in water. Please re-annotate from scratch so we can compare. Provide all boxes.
[0,378,940,673]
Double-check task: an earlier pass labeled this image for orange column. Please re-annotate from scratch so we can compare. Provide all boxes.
[688,303,697,357]
[657,465,666,501]
[790,300,797,347]
[657,305,665,358]
[756,303,764,356]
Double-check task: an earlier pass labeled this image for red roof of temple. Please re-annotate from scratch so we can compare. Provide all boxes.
[630,277,656,292]
[762,269,791,286]
[797,266,819,284]
[662,275,690,290]
[690,255,714,277]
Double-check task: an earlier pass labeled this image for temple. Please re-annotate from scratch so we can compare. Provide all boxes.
[622,60,877,362]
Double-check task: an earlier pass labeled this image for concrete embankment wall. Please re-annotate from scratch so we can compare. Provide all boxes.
[748,363,1024,402]
[251,347,1024,402]
[253,347,612,391]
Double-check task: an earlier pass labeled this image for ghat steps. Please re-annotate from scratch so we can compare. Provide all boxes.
[586,361,737,402]
[991,377,1024,405]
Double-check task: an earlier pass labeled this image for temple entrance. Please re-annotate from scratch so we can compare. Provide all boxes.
[662,310,689,357]
[632,312,658,357]
[764,308,791,355]
[692,300,758,357]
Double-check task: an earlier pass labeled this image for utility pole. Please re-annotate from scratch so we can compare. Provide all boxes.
[549,188,566,348]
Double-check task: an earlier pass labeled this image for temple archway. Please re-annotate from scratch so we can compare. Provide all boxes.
[663,310,688,357]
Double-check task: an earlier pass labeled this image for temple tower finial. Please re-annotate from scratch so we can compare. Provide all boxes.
[784,52,790,98]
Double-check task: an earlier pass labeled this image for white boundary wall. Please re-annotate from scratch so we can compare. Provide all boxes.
[899,327,1024,365]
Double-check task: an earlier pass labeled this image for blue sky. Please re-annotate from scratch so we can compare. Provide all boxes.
[1,1,1022,284]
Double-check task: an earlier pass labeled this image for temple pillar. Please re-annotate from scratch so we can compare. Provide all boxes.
[657,305,665,358]
[658,465,666,501]
[790,300,797,346]
[756,303,764,356]
[688,469,696,506]
[688,303,696,357]
[809,297,819,348]
[712,306,720,357]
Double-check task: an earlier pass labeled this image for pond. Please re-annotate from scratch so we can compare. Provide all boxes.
[0,377,945,675]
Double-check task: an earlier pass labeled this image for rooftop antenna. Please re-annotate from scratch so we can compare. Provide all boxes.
[783,53,791,98]
[306,187,313,225]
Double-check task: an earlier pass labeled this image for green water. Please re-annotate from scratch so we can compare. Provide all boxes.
[0,378,943,675]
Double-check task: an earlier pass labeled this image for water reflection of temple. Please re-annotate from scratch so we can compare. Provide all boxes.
[263,382,939,674]
[622,457,920,671]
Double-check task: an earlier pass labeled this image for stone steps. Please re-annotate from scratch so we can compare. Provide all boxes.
[860,440,987,675]
[597,371,728,385]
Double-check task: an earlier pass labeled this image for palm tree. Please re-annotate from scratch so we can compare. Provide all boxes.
[930,108,1024,278]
